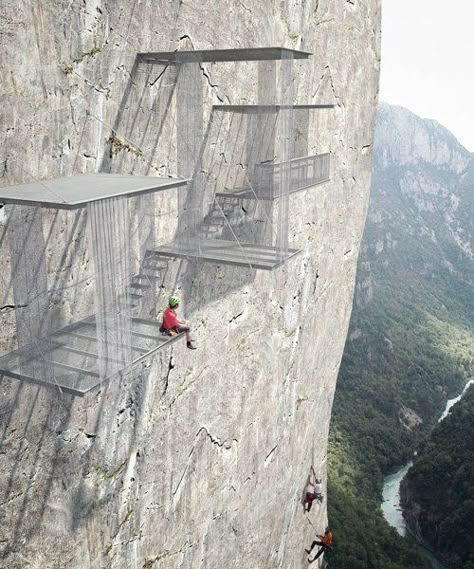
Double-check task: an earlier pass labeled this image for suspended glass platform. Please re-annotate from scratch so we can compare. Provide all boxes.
[152,239,300,270]
[215,153,331,200]
[0,173,189,209]
[139,47,312,63]
[213,104,335,112]
[0,316,183,396]
[0,46,333,396]
[0,173,190,396]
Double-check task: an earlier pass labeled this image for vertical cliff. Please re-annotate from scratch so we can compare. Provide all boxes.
[0,1,380,568]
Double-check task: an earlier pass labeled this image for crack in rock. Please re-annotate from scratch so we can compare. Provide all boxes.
[264,444,278,467]
[144,541,194,568]
[162,355,174,397]
[173,427,236,499]
[0,304,27,311]
[312,64,339,102]
[199,64,225,103]
[1,156,8,176]
[228,311,244,324]
[167,366,208,409]
[196,426,235,450]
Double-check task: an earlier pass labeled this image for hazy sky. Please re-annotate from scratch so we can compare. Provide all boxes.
[380,0,474,151]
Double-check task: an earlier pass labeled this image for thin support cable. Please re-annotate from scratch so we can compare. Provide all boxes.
[244,169,279,244]
[210,197,255,270]
[240,110,281,246]
[1,155,68,205]
[169,99,256,270]
[192,111,256,269]
[195,110,227,250]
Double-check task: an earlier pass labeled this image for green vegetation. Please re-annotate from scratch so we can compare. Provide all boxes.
[327,286,473,568]
[402,385,474,569]
[326,104,474,568]
[327,481,430,569]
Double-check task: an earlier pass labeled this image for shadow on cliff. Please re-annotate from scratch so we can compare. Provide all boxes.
[0,206,91,557]
[0,54,290,558]
[92,55,263,314]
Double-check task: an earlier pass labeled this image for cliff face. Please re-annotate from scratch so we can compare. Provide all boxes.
[374,103,470,173]
[361,103,474,302]
[0,2,380,568]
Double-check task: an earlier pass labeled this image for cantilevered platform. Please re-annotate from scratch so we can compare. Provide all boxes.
[152,239,300,270]
[0,173,189,209]
[213,104,335,112]
[215,153,331,200]
[256,153,331,195]
[139,47,311,63]
[0,316,183,396]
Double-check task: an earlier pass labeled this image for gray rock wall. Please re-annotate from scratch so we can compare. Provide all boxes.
[0,1,380,567]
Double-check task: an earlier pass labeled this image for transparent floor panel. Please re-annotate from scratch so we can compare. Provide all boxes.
[154,238,300,270]
[0,316,184,396]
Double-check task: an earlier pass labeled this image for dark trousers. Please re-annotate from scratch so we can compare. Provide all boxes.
[161,324,191,342]
[308,541,328,562]
[175,324,191,342]
[304,492,323,511]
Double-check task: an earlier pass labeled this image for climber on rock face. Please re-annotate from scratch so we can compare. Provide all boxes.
[304,474,324,511]
[306,526,332,563]
[160,295,197,350]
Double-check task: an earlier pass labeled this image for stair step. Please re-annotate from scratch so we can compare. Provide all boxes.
[209,215,239,221]
[129,282,151,290]
[135,273,162,281]
[128,292,144,300]
[141,263,166,270]
[145,250,169,259]
[141,261,166,268]
[141,268,166,277]
[217,196,241,203]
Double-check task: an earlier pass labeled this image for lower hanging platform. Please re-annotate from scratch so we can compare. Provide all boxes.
[153,239,300,270]
[0,316,184,396]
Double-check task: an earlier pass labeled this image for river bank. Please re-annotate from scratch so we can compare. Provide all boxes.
[381,379,474,568]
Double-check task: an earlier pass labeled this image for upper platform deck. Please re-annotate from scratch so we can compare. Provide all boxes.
[153,239,300,270]
[0,173,189,210]
[213,104,335,113]
[138,47,312,64]
[138,47,312,63]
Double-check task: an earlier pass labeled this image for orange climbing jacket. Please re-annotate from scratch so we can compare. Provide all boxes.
[321,531,333,547]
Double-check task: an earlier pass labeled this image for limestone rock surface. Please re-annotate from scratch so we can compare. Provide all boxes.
[0,1,380,568]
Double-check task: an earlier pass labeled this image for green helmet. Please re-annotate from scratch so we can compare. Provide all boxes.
[169,295,180,308]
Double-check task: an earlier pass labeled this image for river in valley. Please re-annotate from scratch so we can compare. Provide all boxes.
[381,379,474,569]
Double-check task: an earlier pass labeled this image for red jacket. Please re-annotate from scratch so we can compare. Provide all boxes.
[162,307,179,330]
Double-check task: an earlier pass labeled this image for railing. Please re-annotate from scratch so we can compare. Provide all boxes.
[254,152,330,198]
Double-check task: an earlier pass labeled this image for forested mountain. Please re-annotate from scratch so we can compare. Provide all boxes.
[327,103,474,568]
[401,384,474,569]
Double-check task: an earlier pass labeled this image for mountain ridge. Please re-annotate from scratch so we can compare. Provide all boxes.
[376,102,472,171]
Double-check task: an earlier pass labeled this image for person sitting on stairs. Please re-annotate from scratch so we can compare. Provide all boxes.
[160,295,197,350]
